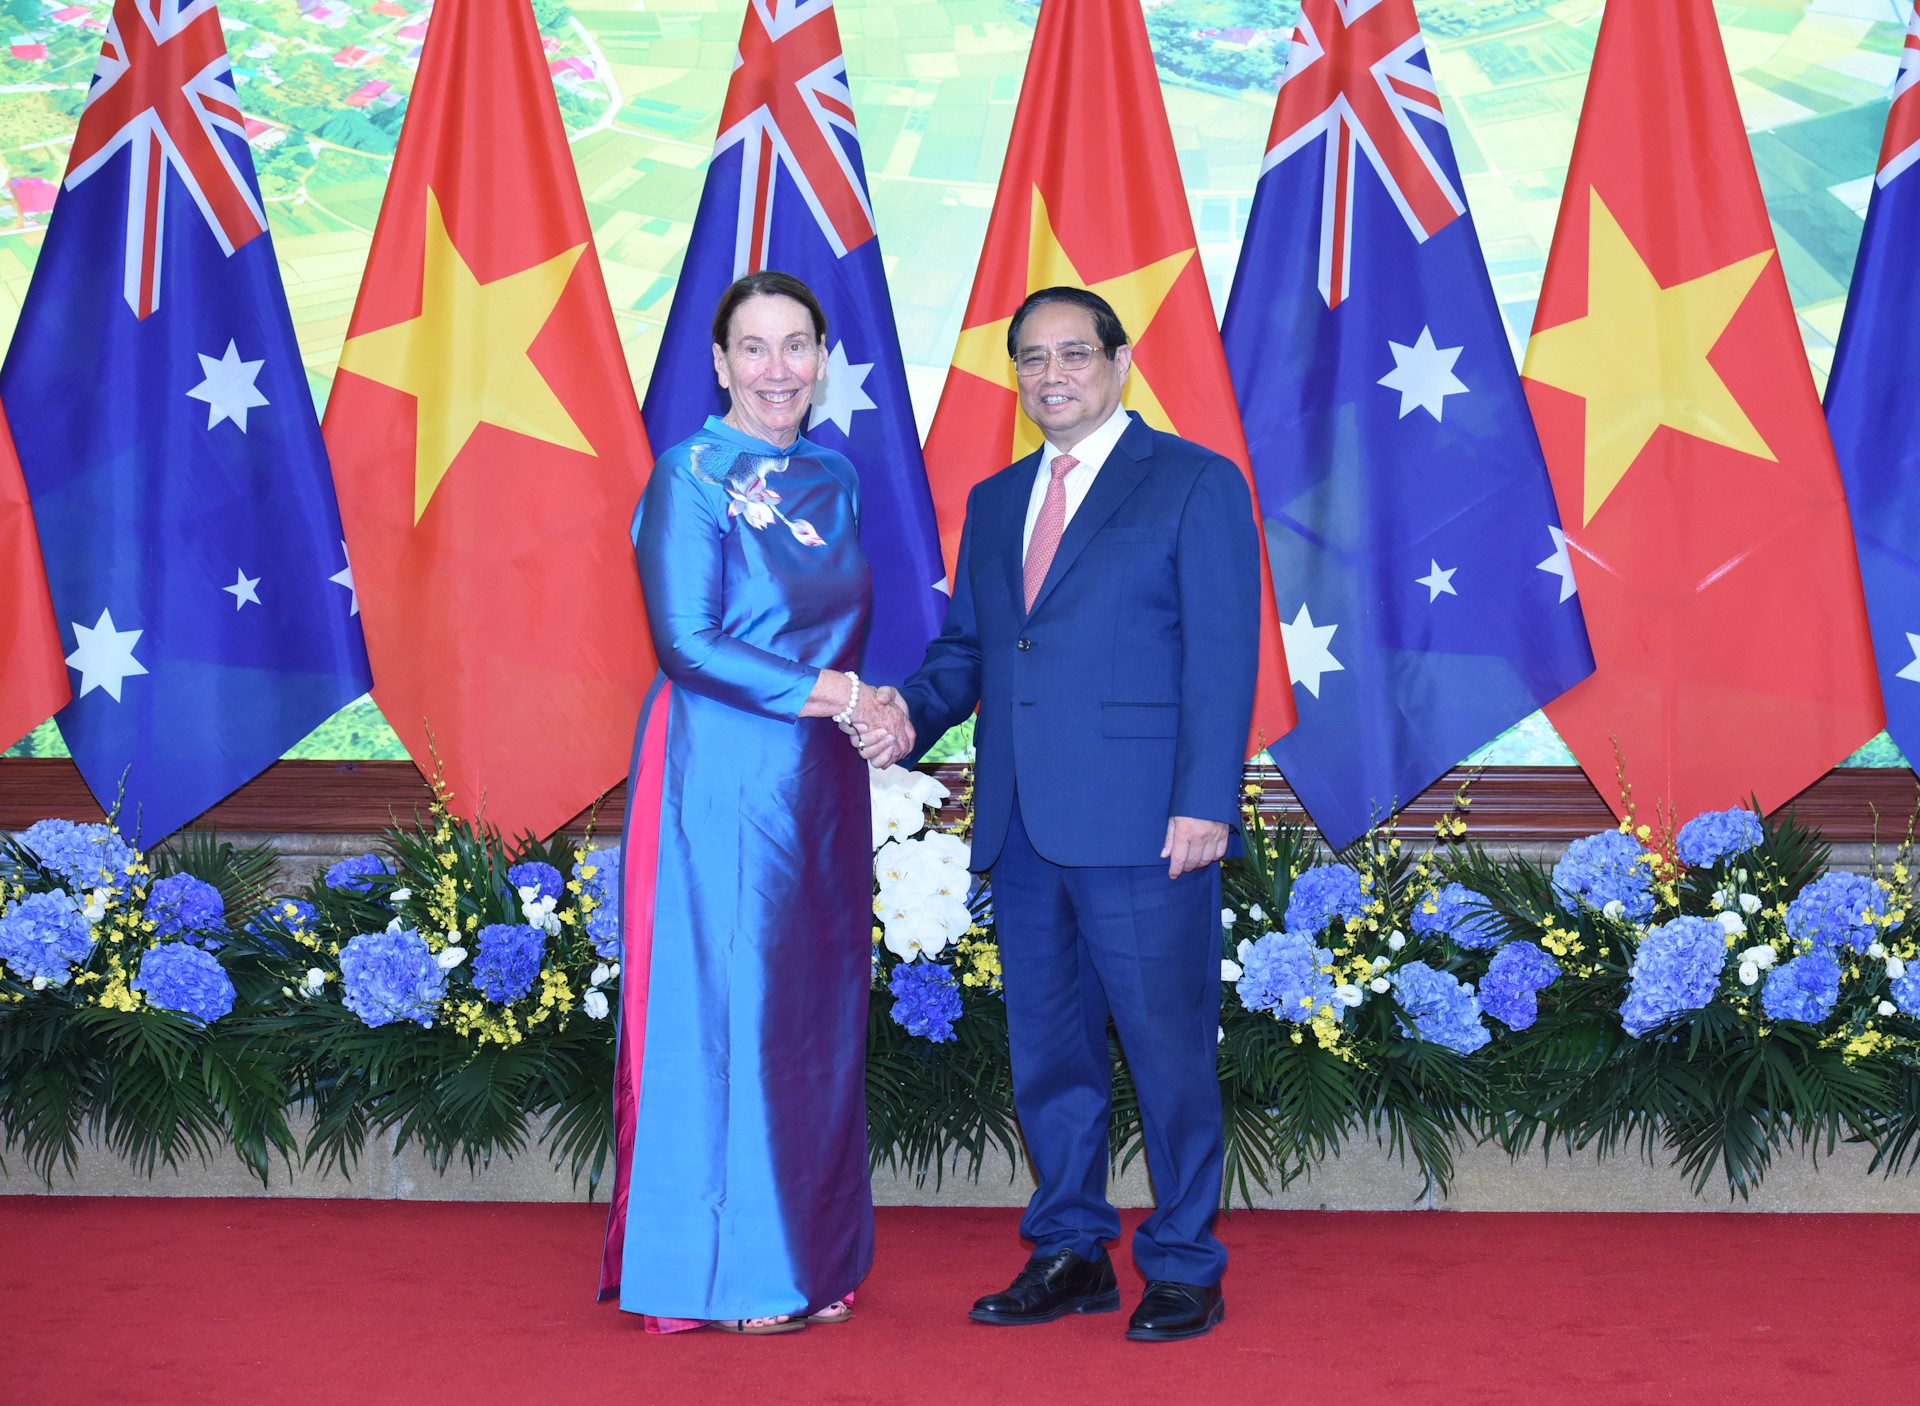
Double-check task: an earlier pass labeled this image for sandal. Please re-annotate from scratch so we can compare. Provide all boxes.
[707,1315,804,1335]
[806,1300,852,1325]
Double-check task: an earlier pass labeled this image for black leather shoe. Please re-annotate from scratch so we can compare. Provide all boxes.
[968,1248,1121,1325]
[1124,1280,1224,1342]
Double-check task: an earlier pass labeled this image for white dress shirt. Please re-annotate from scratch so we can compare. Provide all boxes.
[1020,404,1134,555]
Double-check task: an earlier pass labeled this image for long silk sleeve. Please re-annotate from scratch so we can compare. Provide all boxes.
[632,450,819,721]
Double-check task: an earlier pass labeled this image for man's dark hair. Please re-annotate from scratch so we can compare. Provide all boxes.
[1005,286,1129,360]
[711,270,828,348]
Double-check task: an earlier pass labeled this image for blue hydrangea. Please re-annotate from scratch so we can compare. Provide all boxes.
[338,929,446,1028]
[1619,916,1727,1036]
[131,943,236,1025]
[1675,808,1764,869]
[1284,865,1366,937]
[889,959,961,1042]
[507,861,563,904]
[1784,873,1887,955]
[324,853,392,892]
[19,819,135,893]
[1235,931,1336,1023]
[1409,883,1504,951]
[471,923,545,1004]
[0,889,95,984]
[1760,949,1841,1026]
[1552,830,1655,921]
[1389,963,1491,1054]
[1479,941,1561,1031]
[574,847,622,960]
[144,874,226,944]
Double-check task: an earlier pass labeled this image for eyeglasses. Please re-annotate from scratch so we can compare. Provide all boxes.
[1012,343,1103,377]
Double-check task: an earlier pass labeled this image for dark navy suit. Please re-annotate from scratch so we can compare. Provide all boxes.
[900,411,1259,1285]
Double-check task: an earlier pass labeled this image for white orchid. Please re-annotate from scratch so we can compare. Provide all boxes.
[877,887,973,961]
[436,945,468,970]
[583,989,610,1020]
[869,766,950,849]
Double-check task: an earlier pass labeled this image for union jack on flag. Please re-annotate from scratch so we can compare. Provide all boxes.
[1877,2,1920,187]
[1265,0,1464,308]
[64,0,265,319]
[715,0,875,271]
[641,0,944,688]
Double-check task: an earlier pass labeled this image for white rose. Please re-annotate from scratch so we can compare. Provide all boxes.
[1889,958,1907,981]
[1248,904,1268,924]
[302,968,327,994]
[31,975,50,991]
[1369,977,1391,994]
[1879,1000,1898,1017]
[590,963,613,988]
[385,916,403,934]
[542,913,562,937]
[436,945,468,970]
[1220,908,1237,929]
[1220,958,1243,983]
[1216,1025,1225,1045]
[1738,962,1759,986]
[1333,983,1364,1008]
[1371,956,1390,972]
[1711,888,1731,910]
[1235,939,1253,967]
[1869,942,1887,959]
[1387,930,1407,952]
[1739,894,1762,915]
[390,887,412,904]
[582,988,610,1020]
[1716,912,1744,936]
[1602,899,1625,920]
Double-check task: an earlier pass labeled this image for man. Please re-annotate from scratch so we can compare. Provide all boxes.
[860,287,1259,1343]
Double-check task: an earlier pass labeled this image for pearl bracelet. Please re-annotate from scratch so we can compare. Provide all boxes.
[831,672,862,726]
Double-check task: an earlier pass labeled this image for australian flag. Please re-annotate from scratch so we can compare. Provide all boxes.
[1825,2,1920,770]
[1222,0,1592,849]
[0,0,369,843]
[641,0,944,686]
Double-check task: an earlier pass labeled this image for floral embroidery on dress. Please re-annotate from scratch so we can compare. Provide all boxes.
[689,442,829,548]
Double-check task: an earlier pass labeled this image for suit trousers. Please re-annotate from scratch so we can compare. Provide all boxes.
[992,791,1228,1286]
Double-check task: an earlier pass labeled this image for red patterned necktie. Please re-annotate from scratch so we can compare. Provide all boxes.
[1023,453,1078,612]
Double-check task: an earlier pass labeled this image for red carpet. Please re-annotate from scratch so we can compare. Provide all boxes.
[3,1199,1914,1404]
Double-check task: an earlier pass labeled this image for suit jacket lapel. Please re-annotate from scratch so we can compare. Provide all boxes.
[1026,413,1154,619]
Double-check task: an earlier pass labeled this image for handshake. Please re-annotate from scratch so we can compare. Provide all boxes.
[837,683,916,770]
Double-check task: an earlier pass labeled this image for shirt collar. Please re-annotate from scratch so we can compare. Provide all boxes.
[1042,404,1132,474]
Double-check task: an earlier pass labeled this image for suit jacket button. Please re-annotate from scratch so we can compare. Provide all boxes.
[1016,638,1032,650]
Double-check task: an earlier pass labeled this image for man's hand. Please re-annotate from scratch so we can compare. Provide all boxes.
[838,685,916,769]
[1161,816,1228,880]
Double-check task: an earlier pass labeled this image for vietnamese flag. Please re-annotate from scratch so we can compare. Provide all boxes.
[1520,0,1880,826]
[0,403,67,750]
[922,0,1293,757]
[324,0,654,839]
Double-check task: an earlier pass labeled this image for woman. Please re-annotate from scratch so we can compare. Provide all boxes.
[598,272,895,1334]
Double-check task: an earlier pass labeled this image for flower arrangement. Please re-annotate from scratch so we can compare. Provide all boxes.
[0,821,292,1182]
[10,775,1920,1204]
[268,775,620,1186]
